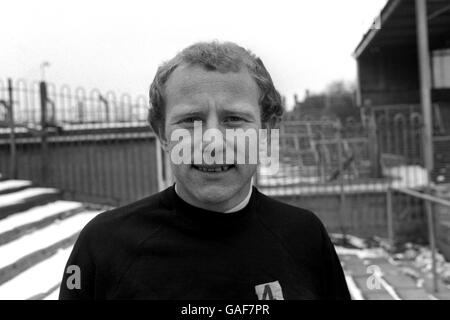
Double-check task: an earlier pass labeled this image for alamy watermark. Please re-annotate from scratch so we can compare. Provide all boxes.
[169,121,280,175]
[366,264,382,290]
[66,264,81,290]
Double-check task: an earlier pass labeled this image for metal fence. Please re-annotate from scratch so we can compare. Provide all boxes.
[387,186,450,293]
[0,79,149,125]
[253,102,450,251]
[254,109,437,241]
[0,78,161,206]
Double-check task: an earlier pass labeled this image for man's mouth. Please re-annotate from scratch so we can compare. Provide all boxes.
[192,164,235,173]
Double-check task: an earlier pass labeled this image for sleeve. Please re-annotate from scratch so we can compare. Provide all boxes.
[319,224,351,300]
[58,227,96,300]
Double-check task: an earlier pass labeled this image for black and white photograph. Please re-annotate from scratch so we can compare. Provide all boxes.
[1,0,450,306]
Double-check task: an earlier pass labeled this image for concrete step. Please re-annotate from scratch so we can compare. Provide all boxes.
[396,287,433,300]
[363,291,396,300]
[43,288,60,300]
[0,246,73,300]
[0,200,84,246]
[0,180,32,195]
[338,250,450,300]
[0,211,100,286]
[0,177,106,299]
[0,188,62,219]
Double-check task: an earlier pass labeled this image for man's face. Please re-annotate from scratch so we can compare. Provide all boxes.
[162,64,261,206]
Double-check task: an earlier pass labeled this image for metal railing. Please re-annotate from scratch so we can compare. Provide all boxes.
[253,115,431,238]
[0,78,160,206]
[387,186,450,293]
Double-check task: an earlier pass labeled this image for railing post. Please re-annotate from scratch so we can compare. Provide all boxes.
[416,0,438,294]
[368,108,380,178]
[39,81,49,185]
[425,198,438,293]
[7,79,17,179]
[393,186,450,293]
[386,187,394,251]
[416,0,434,177]
[337,122,347,238]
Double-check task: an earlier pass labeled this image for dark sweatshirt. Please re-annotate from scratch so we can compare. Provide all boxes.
[59,185,350,300]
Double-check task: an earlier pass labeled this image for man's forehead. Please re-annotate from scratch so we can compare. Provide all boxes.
[164,64,259,101]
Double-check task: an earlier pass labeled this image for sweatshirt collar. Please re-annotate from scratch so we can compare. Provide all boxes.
[174,183,253,213]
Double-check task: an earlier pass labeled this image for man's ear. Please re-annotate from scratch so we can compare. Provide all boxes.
[159,135,170,152]
[153,125,170,152]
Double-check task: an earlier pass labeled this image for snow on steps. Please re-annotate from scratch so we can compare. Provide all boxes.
[0,210,100,270]
[0,179,104,300]
[0,247,73,300]
[0,201,85,246]
[0,187,62,219]
[0,180,32,195]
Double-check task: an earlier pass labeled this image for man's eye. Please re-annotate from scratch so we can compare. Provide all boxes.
[224,116,245,123]
[180,117,201,124]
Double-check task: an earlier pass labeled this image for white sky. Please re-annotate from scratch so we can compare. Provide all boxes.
[1,0,387,108]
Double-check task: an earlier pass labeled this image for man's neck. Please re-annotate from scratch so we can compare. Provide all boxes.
[174,182,253,213]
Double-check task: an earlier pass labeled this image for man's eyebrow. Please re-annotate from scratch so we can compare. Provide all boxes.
[169,107,204,121]
[222,104,258,118]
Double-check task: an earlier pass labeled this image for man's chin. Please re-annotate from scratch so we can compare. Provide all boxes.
[194,184,239,205]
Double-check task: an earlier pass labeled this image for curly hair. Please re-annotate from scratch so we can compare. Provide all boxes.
[148,41,284,135]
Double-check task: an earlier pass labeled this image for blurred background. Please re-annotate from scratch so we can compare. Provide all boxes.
[1,0,450,300]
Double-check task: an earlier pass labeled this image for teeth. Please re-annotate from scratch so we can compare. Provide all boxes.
[195,165,232,172]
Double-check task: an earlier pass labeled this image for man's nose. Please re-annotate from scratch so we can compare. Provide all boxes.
[202,115,228,138]
[204,115,221,131]
[202,115,226,158]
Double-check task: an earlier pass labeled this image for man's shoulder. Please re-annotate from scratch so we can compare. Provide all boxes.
[92,190,165,225]
[254,188,328,251]
[255,188,324,230]
[254,189,332,268]
[78,189,170,247]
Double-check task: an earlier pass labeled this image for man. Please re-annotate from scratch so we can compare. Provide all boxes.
[59,41,350,300]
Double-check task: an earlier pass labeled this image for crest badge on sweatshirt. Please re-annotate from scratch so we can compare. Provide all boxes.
[255,280,284,300]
